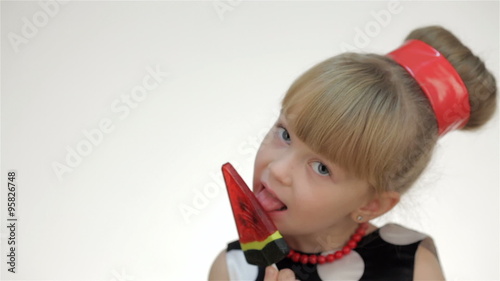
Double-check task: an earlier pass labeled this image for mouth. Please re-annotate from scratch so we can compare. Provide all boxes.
[255,184,288,212]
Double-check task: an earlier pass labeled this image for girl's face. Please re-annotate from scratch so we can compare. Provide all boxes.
[253,113,374,238]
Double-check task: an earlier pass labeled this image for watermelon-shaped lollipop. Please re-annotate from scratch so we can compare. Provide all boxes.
[221,163,289,267]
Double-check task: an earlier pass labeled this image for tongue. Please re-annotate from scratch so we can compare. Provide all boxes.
[256,188,286,212]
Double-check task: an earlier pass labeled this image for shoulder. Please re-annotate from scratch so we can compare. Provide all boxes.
[208,250,230,281]
[377,224,445,280]
[377,223,428,244]
[414,237,446,280]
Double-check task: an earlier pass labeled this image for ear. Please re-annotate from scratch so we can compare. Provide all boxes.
[352,191,400,222]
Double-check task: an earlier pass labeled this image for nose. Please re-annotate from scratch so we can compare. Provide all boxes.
[268,151,294,187]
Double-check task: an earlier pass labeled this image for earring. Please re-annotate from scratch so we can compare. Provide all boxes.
[356,215,363,221]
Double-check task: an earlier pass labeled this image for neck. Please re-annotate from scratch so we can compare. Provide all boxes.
[283,221,364,253]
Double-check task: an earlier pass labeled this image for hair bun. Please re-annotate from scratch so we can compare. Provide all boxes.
[404,25,497,131]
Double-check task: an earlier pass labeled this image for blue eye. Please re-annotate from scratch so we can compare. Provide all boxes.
[277,126,291,143]
[312,162,330,176]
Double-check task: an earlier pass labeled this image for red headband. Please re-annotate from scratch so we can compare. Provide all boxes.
[387,39,470,136]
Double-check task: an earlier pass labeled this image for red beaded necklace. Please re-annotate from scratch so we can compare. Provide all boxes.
[287,223,369,265]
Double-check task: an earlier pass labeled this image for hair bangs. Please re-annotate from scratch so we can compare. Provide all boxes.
[281,54,416,189]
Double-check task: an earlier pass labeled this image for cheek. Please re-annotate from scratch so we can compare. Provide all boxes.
[253,140,271,188]
[253,146,267,172]
[289,188,328,212]
[292,188,361,219]
[254,135,275,166]
[260,128,278,149]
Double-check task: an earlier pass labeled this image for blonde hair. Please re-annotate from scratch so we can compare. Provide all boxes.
[282,26,497,193]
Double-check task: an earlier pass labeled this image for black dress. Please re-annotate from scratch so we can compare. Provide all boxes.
[225,223,432,281]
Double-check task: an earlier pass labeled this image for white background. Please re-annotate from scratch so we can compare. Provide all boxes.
[1,1,498,280]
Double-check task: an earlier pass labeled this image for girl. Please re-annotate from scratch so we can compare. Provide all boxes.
[209,26,497,280]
